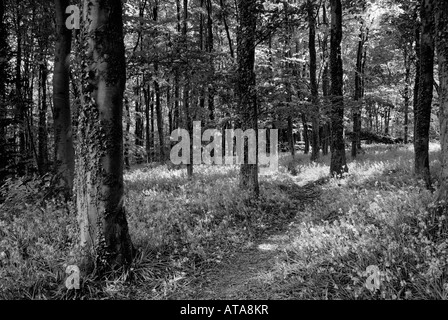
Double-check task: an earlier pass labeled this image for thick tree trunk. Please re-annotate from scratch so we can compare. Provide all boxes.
[308,0,320,162]
[435,0,448,202]
[53,0,75,198]
[237,0,259,195]
[76,0,134,273]
[414,0,434,189]
[329,0,347,176]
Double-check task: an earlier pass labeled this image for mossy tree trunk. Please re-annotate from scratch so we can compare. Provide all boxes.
[76,0,134,273]
[329,0,347,176]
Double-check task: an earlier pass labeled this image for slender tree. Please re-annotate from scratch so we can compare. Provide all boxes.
[329,0,347,176]
[76,0,134,272]
[308,0,320,162]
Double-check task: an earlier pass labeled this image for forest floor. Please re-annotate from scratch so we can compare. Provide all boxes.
[2,143,448,300]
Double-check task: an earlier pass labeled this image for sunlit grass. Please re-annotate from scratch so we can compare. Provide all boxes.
[1,142,447,300]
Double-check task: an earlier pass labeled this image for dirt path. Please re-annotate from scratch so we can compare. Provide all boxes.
[180,181,321,300]
[193,233,291,300]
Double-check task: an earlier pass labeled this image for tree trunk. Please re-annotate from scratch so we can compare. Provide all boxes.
[287,115,295,157]
[38,62,48,174]
[206,0,215,122]
[308,0,320,162]
[237,0,259,195]
[15,9,26,175]
[135,81,144,152]
[153,2,165,162]
[434,0,448,202]
[154,68,165,162]
[183,0,194,178]
[329,0,347,176]
[0,0,6,184]
[414,0,434,189]
[124,97,131,169]
[144,84,152,163]
[76,0,134,273]
[321,1,330,156]
[404,47,411,144]
[220,0,234,59]
[413,22,421,143]
[302,114,310,154]
[352,26,364,158]
[53,0,75,198]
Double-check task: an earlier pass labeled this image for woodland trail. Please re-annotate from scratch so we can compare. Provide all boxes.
[180,180,323,300]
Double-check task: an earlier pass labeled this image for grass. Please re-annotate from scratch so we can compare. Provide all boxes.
[1,142,448,300]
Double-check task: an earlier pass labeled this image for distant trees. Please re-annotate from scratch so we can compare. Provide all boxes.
[76,0,134,271]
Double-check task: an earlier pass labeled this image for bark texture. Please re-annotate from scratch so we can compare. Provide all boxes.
[76,0,134,273]
[237,0,259,195]
[53,0,75,198]
[435,0,448,201]
[329,0,347,176]
[414,0,434,189]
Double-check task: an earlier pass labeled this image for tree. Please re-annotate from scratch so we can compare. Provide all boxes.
[329,0,347,176]
[76,0,134,272]
[0,0,9,184]
[53,0,75,198]
[308,0,320,162]
[237,0,259,195]
[414,0,434,189]
[435,0,448,201]
[351,23,368,158]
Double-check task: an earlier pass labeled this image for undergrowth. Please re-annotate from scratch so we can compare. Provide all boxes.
[1,143,448,300]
